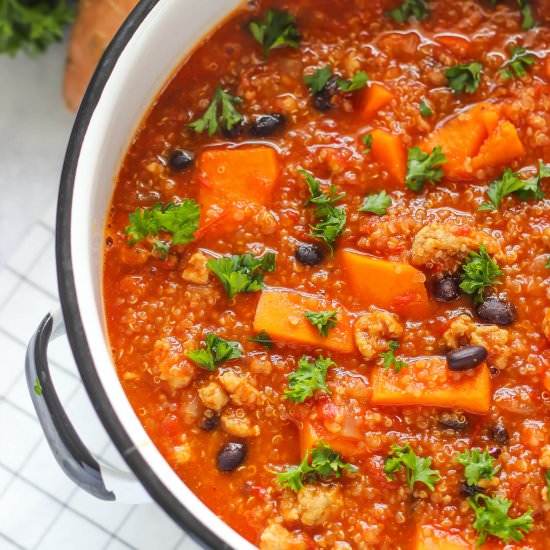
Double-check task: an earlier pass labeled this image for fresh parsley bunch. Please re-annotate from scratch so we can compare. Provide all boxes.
[0,0,74,56]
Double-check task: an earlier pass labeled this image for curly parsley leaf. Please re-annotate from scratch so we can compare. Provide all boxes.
[459,245,503,304]
[455,449,501,486]
[247,330,273,349]
[275,441,357,492]
[249,9,300,57]
[207,253,275,299]
[500,46,536,80]
[362,133,373,154]
[546,470,550,502]
[385,0,430,23]
[284,356,334,403]
[301,170,347,252]
[380,341,407,373]
[126,200,200,257]
[305,310,338,337]
[445,62,483,95]
[406,146,446,192]
[0,0,74,57]
[187,333,242,371]
[337,71,369,92]
[304,66,333,94]
[479,163,548,211]
[33,376,42,396]
[359,190,392,216]
[546,258,550,269]
[384,443,440,491]
[189,86,243,136]
[518,0,536,30]
[468,494,533,546]
[419,100,433,117]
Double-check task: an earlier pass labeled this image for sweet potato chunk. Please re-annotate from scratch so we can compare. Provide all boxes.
[471,120,525,172]
[370,129,407,184]
[253,288,354,353]
[421,102,501,180]
[372,356,491,414]
[341,249,431,319]
[198,146,280,225]
[300,421,365,459]
[359,83,394,119]
[415,525,472,550]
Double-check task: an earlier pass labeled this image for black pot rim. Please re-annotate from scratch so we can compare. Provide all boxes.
[56,2,233,548]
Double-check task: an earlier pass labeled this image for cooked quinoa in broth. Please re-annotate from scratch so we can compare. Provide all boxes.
[103,0,550,547]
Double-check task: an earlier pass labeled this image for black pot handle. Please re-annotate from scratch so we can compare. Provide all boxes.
[26,312,115,500]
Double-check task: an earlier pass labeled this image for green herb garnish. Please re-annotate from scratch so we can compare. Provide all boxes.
[459,245,503,304]
[419,100,433,117]
[304,310,338,337]
[359,190,392,216]
[248,330,273,349]
[189,86,243,136]
[480,162,549,211]
[405,146,446,192]
[362,133,373,154]
[545,470,550,501]
[385,0,430,23]
[455,449,501,486]
[275,441,357,492]
[445,62,483,95]
[187,334,242,371]
[384,443,440,491]
[489,0,537,30]
[126,200,200,257]
[284,356,334,403]
[33,376,42,396]
[468,494,533,546]
[380,341,407,373]
[249,9,300,57]
[301,170,347,252]
[304,66,332,94]
[337,71,369,92]
[207,253,276,299]
[0,0,74,57]
[500,46,536,80]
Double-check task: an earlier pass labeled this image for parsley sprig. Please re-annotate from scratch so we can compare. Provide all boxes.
[480,162,549,211]
[490,0,537,30]
[0,0,74,57]
[455,449,501,486]
[385,0,430,23]
[500,46,536,80]
[359,190,392,216]
[187,334,242,371]
[249,9,300,57]
[419,100,433,117]
[468,494,533,546]
[305,310,338,337]
[380,341,407,373]
[126,200,200,257]
[459,245,503,304]
[384,443,440,491]
[189,86,243,136]
[284,356,334,403]
[304,66,368,94]
[301,170,347,252]
[248,330,273,349]
[405,146,447,192]
[362,133,373,154]
[275,441,357,492]
[207,253,275,299]
[445,62,483,95]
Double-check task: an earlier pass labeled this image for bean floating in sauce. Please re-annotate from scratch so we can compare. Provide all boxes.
[295,243,325,266]
[446,345,488,371]
[476,295,517,326]
[249,113,286,137]
[433,276,460,302]
[217,441,247,472]
[168,148,194,172]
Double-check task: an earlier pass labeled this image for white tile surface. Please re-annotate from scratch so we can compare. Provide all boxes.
[0,334,25,396]
[0,270,19,310]
[6,226,52,275]
[26,240,57,298]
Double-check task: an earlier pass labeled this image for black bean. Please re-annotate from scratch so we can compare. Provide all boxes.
[476,296,517,326]
[312,75,340,112]
[168,149,194,172]
[295,243,324,266]
[438,412,469,431]
[460,482,484,498]
[216,441,247,472]
[433,276,460,302]
[222,120,247,139]
[199,409,219,431]
[249,113,286,137]
[489,422,510,446]
[488,447,502,459]
[446,345,488,371]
